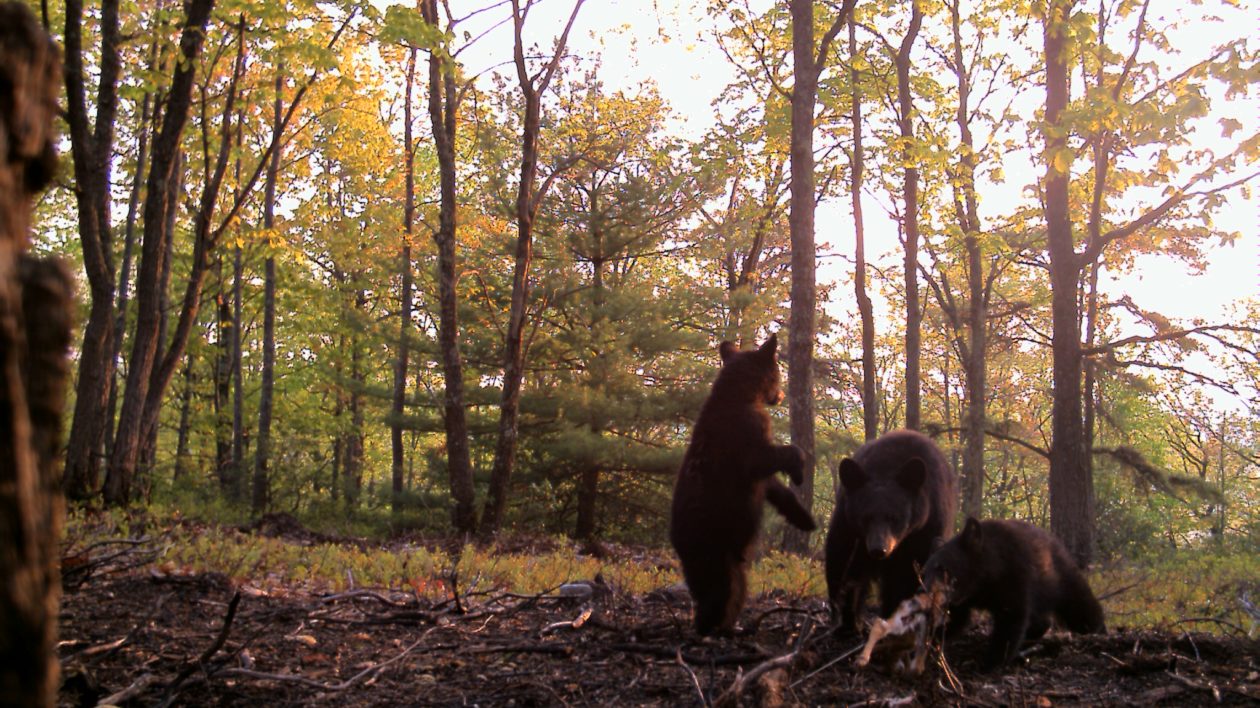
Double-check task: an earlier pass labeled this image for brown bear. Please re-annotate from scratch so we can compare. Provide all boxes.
[824,429,956,633]
[922,517,1106,669]
[669,334,816,635]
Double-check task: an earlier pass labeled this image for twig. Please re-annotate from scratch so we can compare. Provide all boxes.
[217,635,426,692]
[1167,671,1222,702]
[714,619,814,707]
[156,591,242,707]
[319,589,410,607]
[789,641,865,689]
[609,643,769,666]
[1171,617,1247,636]
[676,647,709,707]
[94,673,156,707]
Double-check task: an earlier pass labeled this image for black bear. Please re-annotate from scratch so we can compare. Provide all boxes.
[669,334,816,635]
[922,517,1106,669]
[824,429,956,633]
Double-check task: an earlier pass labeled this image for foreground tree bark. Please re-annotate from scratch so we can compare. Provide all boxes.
[783,0,857,553]
[0,6,71,704]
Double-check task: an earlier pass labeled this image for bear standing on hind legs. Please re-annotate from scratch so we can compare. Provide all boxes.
[670,334,816,636]
[824,429,956,633]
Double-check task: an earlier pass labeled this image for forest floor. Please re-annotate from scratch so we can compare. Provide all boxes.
[58,517,1260,707]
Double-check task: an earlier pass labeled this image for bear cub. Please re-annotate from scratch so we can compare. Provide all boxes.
[670,334,816,636]
[922,518,1106,669]
[824,429,956,633]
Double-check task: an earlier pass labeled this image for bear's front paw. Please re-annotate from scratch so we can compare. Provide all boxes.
[784,445,806,485]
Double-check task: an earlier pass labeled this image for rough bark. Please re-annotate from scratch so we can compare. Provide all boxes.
[0,7,70,704]
[421,0,477,534]
[849,17,878,443]
[482,0,585,536]
[1043,0,1093,567]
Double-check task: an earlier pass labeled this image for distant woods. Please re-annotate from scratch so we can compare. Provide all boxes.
[34,0,1260,558]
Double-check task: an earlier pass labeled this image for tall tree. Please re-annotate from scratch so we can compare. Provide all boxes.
[61,0,124,499]
[104,0,217,505]
[894,0,924,431]
[482,0,586,536]
[1042,0,1091,564]
[392,48,418,512]
[418,0,477,533]
[848,15,877,442]
[783,0,857,552]
[253,70,284,515]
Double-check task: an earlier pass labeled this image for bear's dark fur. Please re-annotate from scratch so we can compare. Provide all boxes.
[922,517,1106,669]
[669,335,816,635]
[824,429,956,632]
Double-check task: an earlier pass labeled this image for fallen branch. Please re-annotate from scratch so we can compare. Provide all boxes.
[714,618,813,707]
[789,641,865,689]
[94,673,156,707]
[216,635,425,692]
[675,647,709,707]
[609,643,770,666]
[157,590,242,707]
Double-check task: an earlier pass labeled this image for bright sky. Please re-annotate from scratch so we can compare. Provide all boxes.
[455,0,1258,337]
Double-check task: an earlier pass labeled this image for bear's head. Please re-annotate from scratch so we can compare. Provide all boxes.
[712,334,784,407]
[921,517,985,605]
[839,454,929,559]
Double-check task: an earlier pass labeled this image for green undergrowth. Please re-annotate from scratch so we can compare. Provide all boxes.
[64,508,1256,637]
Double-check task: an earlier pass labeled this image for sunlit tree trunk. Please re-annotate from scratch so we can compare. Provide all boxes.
[896,0,924,432]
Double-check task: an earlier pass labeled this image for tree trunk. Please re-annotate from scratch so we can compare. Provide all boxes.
[173,357,194,483]
[422,0,477,534]
[231,241,245,496]
[104,0,217,506]
[214,254,233,493]
[1043,0,1093,567]
[61,0,123,501]
[849,17,877,443]
[783,0,820,554]
[252,71,284,516]
[0,7,70,703]
[483,0,584,536]
[950,0,988,520]
[393,48,417,512]
[896,0,924,432]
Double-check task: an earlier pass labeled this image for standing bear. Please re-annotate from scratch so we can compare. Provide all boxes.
[670,334,816,636]
[922,518,1106,669]
[824,429,956,632]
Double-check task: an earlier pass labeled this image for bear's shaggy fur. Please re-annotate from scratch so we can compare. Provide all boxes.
[824,429,956,632]
[669,335,815,635]
[923,518,1106,669]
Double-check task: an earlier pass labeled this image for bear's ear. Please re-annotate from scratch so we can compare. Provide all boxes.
[719,341,738,363]
[896,457,927,491]
[839,458,866,491]
[960,517,983,550]
[758,333,778,358]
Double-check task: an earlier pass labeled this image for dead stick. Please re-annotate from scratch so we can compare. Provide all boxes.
[217,635,425,692]
[714,620,812,708]
[94,674,156,707]
[157,590,241,707]
[675,647,709,707]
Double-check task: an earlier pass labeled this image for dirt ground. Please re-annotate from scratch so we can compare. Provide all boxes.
[58,532,1260,707]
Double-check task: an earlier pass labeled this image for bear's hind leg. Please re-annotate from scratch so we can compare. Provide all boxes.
[685,555,734,636]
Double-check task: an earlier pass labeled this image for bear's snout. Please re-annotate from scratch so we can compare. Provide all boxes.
[867,530,898,559]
